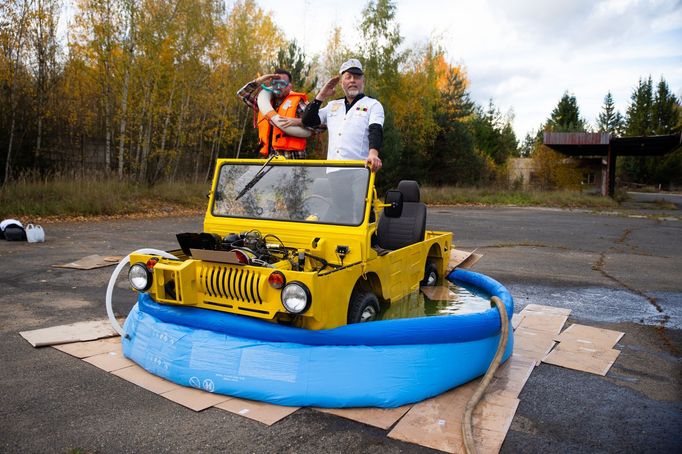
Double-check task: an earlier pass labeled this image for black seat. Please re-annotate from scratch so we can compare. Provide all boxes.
[376,180,426,250]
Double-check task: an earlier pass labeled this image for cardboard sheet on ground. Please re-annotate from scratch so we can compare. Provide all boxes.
[388,380,520,454]
[82,348,134,372]
[511,303,570,365]
[543,343,620,376]
[50,338,297,423]
[511,313,523,330]
[53,336,121,357]
[316,406,412,430]
[160,387,231,412]
[37,304,598,451]
[516,312,568,335]
[542,323,624,376]
[554,324,624,349]
[522,303,571,317]
[512,327,557,365]
[486,355,536,400]
[53,254,122,270]
[20,319,118,347]
[112,365,182,394]
[215,398,300,426]
[448,249,483,271]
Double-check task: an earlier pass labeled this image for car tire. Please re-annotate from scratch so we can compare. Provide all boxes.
[347,289,380,324]
[420,260,439,287]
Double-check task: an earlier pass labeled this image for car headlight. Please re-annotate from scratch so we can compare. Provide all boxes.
[281,282,311,314]
[128,263,153,291]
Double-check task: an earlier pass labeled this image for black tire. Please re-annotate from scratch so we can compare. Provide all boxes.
[420,260,439,287]
[347,289,380,324]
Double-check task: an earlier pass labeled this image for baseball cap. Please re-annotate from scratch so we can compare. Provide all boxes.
[339,59,364,75]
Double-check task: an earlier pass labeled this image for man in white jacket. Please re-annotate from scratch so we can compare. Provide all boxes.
[302,58,384,172]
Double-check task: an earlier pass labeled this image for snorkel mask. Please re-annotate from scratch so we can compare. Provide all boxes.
[261,78,289,95]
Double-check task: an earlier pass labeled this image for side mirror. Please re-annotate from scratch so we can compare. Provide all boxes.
[383,190,403,218]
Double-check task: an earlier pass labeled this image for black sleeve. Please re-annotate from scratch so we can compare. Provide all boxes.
[302,99,322,127]
[368,123,383,151]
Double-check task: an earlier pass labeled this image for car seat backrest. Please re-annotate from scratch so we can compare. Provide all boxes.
[376,180,427,250]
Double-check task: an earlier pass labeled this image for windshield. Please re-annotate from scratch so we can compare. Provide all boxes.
[212,163,370,226]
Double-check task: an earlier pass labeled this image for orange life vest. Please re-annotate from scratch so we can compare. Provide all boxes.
[256,91,308,156]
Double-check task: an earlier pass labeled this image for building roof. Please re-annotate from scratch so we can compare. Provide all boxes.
[543,132,681,156]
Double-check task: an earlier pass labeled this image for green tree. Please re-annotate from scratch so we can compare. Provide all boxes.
[1,0,33,184]
[471,100,518,165]
[650,78,681,188]
[596,91,624,136]
[274,40,317,94]
[652,77,680,135]
[625,76,653,136]
[359,0,403,96]
[545,92,586,132]
[357,0,404,186]
[621,75,681,185]
[519,132,538,157]
[429,60,479,185]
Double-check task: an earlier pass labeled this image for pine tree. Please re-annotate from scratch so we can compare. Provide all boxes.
[625,76,654,136]
[652,77,680,135]
[596,92,624,136]
[274,40,318,94]
[471,100,517,165]
[546,92,586,132]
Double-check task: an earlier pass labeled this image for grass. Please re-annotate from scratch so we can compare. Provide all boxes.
[0,171,209,221]
[421,186,621,209]
[0,173,633,221]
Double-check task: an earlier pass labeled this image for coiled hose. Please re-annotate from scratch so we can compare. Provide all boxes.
[462,295,510,454]
[105,248,179,335]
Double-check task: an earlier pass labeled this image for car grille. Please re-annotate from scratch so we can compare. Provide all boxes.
[200,265,263,305]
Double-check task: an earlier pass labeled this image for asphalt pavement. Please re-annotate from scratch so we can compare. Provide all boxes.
[1,206,680,453]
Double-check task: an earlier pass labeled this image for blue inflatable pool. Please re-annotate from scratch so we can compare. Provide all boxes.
[121,269,514,408]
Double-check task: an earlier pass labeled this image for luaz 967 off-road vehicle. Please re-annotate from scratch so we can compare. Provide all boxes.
[127,158,452,330]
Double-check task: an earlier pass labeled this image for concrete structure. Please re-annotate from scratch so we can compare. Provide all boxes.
[543,132,681,196]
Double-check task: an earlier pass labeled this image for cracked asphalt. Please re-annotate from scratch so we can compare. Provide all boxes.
[1,206,680,453]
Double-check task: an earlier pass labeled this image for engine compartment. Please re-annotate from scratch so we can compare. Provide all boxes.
[176,230,338,272]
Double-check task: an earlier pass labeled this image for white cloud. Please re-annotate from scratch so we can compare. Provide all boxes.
[242,0,682,138]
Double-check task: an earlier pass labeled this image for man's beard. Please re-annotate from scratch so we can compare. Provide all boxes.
[344,87,360,97]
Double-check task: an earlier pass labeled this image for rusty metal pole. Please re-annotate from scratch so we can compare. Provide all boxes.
[607,143,616,197]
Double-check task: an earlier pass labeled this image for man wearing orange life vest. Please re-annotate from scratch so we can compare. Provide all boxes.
[237,69,309,159]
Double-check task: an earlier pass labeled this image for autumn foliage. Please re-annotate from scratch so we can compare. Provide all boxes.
[0,0,518,188]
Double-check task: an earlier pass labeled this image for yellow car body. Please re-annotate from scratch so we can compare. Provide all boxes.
[129,158,452,330]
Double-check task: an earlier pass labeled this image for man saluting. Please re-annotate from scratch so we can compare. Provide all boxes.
[302,58,384,172]
[237,68,310,159]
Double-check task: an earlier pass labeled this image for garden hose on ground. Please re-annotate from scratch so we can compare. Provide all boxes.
[105,248,179,335]
[462,295,510,454]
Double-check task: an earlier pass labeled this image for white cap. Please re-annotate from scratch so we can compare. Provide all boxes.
[339,58,364,75]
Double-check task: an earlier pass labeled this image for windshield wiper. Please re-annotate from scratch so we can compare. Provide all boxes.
[235,155,276,201]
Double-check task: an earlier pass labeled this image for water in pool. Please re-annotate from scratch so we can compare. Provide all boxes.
[378,281,492,321]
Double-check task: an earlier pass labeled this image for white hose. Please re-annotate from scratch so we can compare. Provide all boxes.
[105,248,179,335]
[256,89,312,138]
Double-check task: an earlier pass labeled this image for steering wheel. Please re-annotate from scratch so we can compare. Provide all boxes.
[303,195,333,208]
[303,195,333,221]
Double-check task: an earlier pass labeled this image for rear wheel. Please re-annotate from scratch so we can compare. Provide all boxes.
[421,260,439,287]
[347,289,380,324]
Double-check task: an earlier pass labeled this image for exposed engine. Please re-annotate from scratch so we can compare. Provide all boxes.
[176,230,290,267]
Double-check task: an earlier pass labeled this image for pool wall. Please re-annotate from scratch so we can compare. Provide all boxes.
[121,269,514,408]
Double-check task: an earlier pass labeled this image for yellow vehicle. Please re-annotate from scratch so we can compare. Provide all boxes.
[127,158,453,330]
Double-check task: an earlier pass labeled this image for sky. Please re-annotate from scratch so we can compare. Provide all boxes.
[256,0,682,140]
